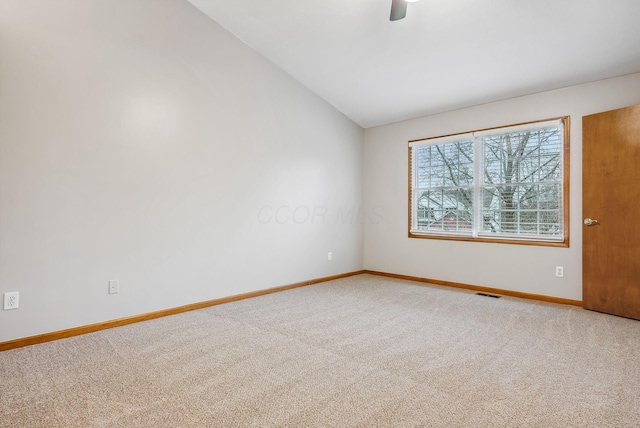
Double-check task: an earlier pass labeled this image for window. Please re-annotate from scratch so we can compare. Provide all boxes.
[409,117,569,246]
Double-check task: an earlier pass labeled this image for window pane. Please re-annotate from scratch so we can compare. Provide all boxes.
[415,189,473,232]
[415,141,473,188]
[414,140,474,234]
[484,128,562,185]
[482,184,562,236]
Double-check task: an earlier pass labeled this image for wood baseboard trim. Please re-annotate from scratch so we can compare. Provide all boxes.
[363,270,583,307]
[0,269,581,351]
[0,270,365,352]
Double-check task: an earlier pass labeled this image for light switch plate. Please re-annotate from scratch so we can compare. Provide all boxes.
[108,280,119,294]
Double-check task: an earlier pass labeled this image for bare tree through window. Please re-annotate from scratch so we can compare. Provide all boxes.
[410,119,567,243]
[482,128,562,236]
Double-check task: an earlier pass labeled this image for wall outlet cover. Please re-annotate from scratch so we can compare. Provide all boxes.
[3,292,19,310]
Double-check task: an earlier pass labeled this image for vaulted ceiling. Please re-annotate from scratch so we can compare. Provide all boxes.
[187,0,640,128]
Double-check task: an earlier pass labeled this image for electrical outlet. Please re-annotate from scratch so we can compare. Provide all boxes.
[555,266,564,278]
[108,280,119,294]
[327,252,333,261]
[3,292,19,310]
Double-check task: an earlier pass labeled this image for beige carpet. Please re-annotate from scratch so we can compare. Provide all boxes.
[1,274,639,427]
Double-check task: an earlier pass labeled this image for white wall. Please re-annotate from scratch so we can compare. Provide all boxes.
[0,0,364,342]
[364,73,640,301]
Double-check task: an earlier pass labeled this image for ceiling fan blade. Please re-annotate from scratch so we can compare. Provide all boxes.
[390,0,407,21]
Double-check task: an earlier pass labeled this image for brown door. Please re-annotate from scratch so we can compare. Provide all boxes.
[582,104,640,320]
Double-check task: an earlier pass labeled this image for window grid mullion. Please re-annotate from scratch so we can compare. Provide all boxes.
[472,137,484,238]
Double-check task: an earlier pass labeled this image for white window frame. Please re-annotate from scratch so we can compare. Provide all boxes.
[408,117,570,247]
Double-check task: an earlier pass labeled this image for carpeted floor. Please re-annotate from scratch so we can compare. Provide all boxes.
[1,274,639,427]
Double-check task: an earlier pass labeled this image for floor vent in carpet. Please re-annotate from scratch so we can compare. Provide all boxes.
[476,292,501,298]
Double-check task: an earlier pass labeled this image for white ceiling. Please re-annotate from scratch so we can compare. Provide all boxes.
[187,0,640,128]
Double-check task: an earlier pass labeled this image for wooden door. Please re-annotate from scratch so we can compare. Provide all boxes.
[583,104,640,320]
